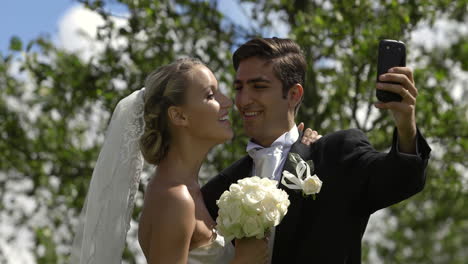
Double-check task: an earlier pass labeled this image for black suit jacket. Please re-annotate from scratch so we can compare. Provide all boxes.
[201,128,431,263]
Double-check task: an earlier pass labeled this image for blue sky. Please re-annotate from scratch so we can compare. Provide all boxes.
[0,0,76,53]
[0,0,132,54]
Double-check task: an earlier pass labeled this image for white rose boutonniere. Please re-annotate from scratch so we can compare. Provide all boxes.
[216,176,290,241]
[281,153,322,199]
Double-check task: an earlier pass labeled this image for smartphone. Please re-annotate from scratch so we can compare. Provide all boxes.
[376,39,406,102]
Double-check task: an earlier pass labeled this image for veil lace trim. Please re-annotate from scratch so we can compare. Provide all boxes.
[70,88,146,264]
[121,93,145,233]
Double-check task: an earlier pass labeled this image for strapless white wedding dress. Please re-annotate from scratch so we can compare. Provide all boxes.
[188,229,235,264]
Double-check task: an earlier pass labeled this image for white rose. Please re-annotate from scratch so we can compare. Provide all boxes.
[244,188,266,206]
[226,200,242,223]
[302,175,322,195]
[216,177,290,241]
[238,176,261,189]
[258,196,278,224]
[260,177,278,188]
[264,209,280,226]
[217,217,242,240]
[228,184,243,199]
[242,216,264,238]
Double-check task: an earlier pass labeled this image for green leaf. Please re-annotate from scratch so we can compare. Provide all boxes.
[9,36,22,51]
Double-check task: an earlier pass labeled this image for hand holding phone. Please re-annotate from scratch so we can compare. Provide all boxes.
[376,39,406,102]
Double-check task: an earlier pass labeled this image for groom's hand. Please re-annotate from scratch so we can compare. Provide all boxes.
[374,67,417,154]
[298,122,322,146]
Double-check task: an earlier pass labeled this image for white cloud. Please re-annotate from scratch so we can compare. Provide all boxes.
[56,4,104,60]
[56,5,128,62]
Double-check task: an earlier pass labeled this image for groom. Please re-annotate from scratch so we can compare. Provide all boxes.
[201,37,431,263]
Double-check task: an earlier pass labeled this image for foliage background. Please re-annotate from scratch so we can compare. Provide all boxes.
[1,0,467,263]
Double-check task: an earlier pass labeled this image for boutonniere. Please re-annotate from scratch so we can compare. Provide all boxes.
[281,153,322,199]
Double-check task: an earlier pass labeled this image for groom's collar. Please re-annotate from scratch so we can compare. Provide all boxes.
[223,126,312,180]
[246,125,299,152]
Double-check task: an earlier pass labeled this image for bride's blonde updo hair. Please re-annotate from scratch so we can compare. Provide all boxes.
[140,58,204,165]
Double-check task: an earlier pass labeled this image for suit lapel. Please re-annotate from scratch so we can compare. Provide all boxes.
[221,155,254,182]
[273,134,314,261]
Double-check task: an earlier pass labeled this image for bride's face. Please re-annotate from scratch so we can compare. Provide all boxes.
[181,65,233,144]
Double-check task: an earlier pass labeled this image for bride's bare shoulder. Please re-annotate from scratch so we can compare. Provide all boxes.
[143,177,195,220]
[139,178,195,244]
[138,177,196,258]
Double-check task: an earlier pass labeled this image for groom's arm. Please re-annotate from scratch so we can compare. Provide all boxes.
[341,128,430,213]
[364,127,430,212]
[321,128,430,214]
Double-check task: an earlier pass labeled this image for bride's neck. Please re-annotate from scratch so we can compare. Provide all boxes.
[156,136,212,184]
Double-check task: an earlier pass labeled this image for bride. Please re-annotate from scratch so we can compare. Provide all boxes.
[70,58,318,263]
[136,58,268,263]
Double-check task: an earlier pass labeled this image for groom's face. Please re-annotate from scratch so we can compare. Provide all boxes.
[234,56,292,147]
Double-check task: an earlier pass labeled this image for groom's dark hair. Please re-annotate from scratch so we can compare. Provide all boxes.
[233,37,306,114]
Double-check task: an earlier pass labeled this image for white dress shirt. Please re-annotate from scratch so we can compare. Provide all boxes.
[246,125,299,263]
[247,125,299,181]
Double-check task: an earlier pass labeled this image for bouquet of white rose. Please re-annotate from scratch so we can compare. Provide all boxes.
[216,176,290,241]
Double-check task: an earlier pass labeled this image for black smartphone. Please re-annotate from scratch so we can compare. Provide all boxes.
[376,39,406,102]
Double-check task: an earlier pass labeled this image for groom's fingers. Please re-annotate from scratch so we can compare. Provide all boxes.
[297,122,304,132]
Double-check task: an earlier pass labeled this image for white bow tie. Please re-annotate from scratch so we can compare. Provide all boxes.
[246,126,299,181]
[248,144,284,180]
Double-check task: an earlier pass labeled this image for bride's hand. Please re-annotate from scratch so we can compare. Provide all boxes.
[232,237,268,264]
[298,122,322,146]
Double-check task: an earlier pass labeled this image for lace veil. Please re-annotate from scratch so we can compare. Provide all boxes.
[70,88,146,263]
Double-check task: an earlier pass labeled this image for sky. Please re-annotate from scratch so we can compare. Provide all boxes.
[0,0,75,53]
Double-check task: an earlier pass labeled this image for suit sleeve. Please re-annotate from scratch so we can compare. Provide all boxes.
[368,127,430,212]
[329,128,431,214]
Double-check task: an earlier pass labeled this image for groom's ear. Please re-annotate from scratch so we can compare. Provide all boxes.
[287,84,303,109]
[167,106,188,127]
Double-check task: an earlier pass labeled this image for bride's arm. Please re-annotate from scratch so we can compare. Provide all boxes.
[146,188,195,264]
